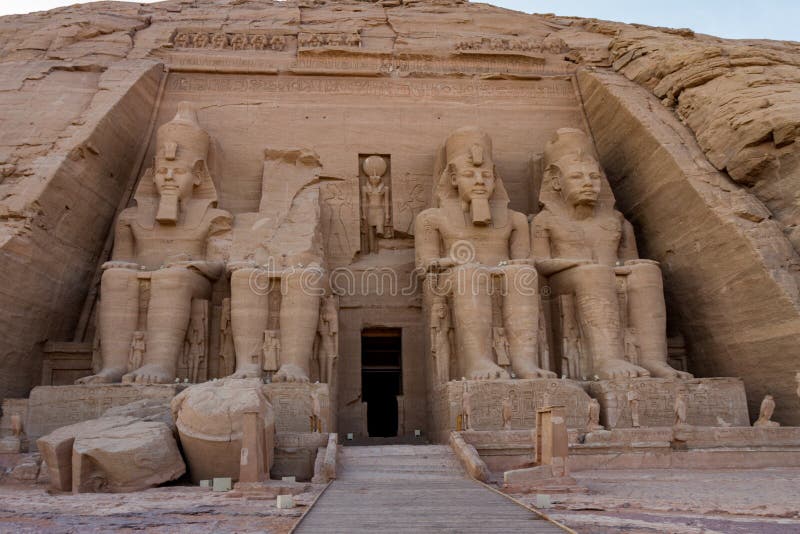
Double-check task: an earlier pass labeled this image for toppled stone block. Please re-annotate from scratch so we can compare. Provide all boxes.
[26,384,185,440]
[9,454,41,482]
[102,398,174,432]
[71,420,185,493]
[172,378,275,484]
[37,415,184,493]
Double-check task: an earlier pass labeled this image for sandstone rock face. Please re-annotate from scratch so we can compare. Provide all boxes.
[578,68,800,423]
[36,414,184,493]
[72,420,184,493]
[102,398,175,431]
[171,378,275,483]
[0,0,799,428]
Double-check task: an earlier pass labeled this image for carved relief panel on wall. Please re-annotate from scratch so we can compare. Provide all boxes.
[171,30,289,51]
[320,180,360,266]
[359,154,392,254]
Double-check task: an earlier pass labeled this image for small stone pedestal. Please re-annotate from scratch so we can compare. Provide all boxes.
[587,377,749,429]
[26,384,186,441]
[431,379,591,443]
[263,382,331,433]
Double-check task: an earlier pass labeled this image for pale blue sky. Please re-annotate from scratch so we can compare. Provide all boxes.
[0,1,796,41]
[492,0,799,41]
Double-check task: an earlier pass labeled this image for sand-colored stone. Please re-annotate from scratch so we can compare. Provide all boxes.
[588,377,749,429]
[533,128,691,381]
[416,127,551,381]
[71,420,185,493]
[78,102,231,386]
[170,378,275,484]
[25,384,185,440]
[0,0,798,476]
[431,379,590,442]
[578,67,800,423]
[37,414,184,493]
[264,382,331,433]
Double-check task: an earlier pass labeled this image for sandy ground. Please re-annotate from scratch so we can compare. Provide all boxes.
[511,467,800,533]
[3,465,800,533]
[0,482,323,533]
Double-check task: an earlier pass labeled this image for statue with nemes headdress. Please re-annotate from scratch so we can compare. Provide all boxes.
[78,102,231,384]
[532,128,692,379]
[415,127,554,380]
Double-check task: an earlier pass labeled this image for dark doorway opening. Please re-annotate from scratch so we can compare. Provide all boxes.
[361,328,402,438]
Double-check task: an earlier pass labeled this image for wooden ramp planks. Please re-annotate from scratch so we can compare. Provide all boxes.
[294,445,566,533]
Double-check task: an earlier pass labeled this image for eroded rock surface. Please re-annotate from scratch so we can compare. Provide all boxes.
[37,414,184,493]
[0,0,799,425]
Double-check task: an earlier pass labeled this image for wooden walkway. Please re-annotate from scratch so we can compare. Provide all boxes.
[294,445,567,533]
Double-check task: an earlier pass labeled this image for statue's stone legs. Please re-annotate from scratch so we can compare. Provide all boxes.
[501,264,555,378]
[122,267,211,384]
[449,264,509,380]
[274,268,321,383]
[230,268,270,378]
[77,267,139,384]
[549,264,650,378]
[626,263,692,378]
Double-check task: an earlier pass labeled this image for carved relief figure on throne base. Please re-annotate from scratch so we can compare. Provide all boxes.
[532,128,692,380]
[78,102,232,385]
[415,126,555,380]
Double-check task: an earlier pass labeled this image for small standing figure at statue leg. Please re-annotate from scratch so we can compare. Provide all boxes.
[627,389,641,428]
[501,395,513,430]
[586,398,604,432]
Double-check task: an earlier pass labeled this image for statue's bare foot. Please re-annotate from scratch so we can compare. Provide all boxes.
[75,368,125,385]
[595,359,650,379]
[230,364,262,379]
[641,361,693,380]
[513,362,557,379]
[468,361,510,380]
[122,364,174,385]
[273,364,309,383]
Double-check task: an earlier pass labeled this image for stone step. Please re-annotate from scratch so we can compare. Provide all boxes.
[294,445,568,533]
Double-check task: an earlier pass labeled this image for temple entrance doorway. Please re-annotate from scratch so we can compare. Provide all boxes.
[361,328,402,438]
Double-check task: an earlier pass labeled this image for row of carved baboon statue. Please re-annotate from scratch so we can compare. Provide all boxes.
[82,102,689,387]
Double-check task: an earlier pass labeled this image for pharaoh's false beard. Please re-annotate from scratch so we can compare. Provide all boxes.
[155,190,180,224]
[469,197,492,226]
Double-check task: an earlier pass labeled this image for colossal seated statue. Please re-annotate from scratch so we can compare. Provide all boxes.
[415,127,555,380]
[532,128,692,380]
[225,148,327,384]
[227,262,322,383]
[78,102,232,385]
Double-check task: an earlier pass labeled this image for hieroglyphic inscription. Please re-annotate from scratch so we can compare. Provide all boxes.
[588,378,750,429]
[25,384,185,439]
[263,382,330,433]
[431,379,590,438]
[167,52,577,76]
[167,74,576,104]
[321,181,360,266]
[296,54,555,74]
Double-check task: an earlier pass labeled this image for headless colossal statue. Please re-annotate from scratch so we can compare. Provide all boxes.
[79,102,232,384]
[532,128,692,379]
[228,263,322,383]
[415,127,554,380]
